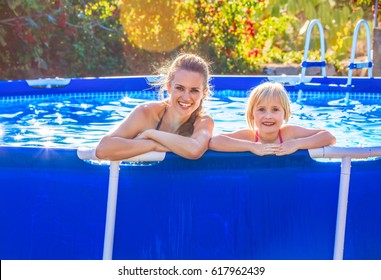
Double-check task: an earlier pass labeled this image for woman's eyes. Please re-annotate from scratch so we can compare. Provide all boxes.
[175,86,200,94]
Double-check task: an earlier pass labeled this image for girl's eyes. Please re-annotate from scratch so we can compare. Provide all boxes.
[257,107,280,112]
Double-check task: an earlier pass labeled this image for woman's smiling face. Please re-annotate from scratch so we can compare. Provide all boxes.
[167,69,206,116]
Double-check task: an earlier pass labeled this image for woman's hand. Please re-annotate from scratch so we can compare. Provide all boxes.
[135,129,169,152]
[135,129,153,140]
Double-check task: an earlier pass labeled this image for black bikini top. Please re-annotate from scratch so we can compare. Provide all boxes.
[156,106,167,130]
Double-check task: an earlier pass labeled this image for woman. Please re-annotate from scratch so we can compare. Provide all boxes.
[96,53,214,160]
[209,82,336,156]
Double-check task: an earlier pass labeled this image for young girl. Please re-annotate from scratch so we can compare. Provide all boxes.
[96,53,214,160]
[209,82,336,156]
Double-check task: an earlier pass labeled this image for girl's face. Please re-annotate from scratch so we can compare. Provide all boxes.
[252,95,285,133]
[167,69,206,117]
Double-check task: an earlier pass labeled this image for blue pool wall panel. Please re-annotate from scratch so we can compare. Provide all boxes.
[1,146,381,260]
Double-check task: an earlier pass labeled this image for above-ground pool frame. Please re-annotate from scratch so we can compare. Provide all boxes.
[2,68,381,259]
[78,146,381,260]
[2,16,381,260]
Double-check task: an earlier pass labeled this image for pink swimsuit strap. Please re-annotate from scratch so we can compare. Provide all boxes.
[255,130,283,144]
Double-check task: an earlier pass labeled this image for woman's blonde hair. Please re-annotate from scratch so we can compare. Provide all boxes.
[154,53,211,96]
[151,53,212,136]
[246,82,291,130]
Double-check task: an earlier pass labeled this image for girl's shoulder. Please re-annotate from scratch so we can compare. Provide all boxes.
[223,128,254,140]
[280,124,303,135]
[281,124,318,132]
[280,124,321,140]
[281,124,299,131]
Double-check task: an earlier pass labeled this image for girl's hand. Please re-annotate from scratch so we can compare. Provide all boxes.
[275,140,299,156]
[251,143,280,156]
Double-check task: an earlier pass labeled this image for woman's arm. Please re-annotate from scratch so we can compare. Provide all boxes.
[96,136,169,160]
[95,103,168,160]
[137,115,214,160]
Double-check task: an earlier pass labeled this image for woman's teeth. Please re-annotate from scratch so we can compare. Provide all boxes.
[179,101,191,108]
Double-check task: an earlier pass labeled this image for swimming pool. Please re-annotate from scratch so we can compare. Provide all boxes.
[0,75,381,260]
[1,77,381,148]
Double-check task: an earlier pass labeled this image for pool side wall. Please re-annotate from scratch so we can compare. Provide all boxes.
[1,147,381,260]
[1,76,381,260]
[2,75,381,96]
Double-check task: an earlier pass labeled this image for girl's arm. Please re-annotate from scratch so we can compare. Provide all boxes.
[95,103,168,160]
[209,130,280,156]
[276,125,336,156]
[209,130,254,152]
[137,115,214,160]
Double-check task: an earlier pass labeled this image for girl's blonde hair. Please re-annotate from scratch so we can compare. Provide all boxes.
[246,82,291,130]
[150,53,212,136]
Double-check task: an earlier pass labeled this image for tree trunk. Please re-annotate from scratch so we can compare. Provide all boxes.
[373,28,381,77]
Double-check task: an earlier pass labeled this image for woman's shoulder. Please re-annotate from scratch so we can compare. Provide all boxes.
[135,100,167,114]
[198,113,214,122]
[194,113,214,129]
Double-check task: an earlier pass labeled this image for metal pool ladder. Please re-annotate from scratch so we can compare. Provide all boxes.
[298,19,327,101]
[300,19,327,84]
[299,19,374,103]
[300,18,374,85]
[346,19,373,87]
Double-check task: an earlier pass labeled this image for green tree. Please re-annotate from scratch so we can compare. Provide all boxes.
[0,0,125,79]
[0,0,376,79]
[173,0,302,74]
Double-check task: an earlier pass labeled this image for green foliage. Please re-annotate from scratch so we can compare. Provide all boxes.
[174,0,372,74]
[0,0,125,79]
[356,0,381,23]
[174,0,302,74]
[0,0,377,79]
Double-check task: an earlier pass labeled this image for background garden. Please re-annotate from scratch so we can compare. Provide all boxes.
[0,0,379,80]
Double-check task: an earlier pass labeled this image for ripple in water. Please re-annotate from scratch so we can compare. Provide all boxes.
[0,91,380,149]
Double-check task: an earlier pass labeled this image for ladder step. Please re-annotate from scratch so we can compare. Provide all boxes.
[348,61,373,70]
[301,61,326,68]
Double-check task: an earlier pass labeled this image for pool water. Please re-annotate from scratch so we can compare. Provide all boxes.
[0,90,380,148]
[1,79,381,260]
